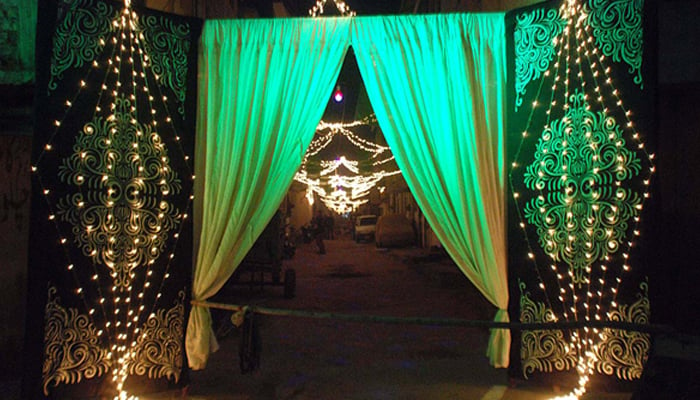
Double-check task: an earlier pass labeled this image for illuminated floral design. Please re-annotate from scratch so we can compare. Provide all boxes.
[513,7,565,111]
[519,282,577,377]
[588,0,644,88]
[593,281,650,379]
[513,0,645,108]
[139,15,191,117]
[56,95,181,289]
[49,0,117,91]
[523,91,642,283]
[519,281,650,380]
[42,287,109,395]
[49,0,192,107]
[42,287,188,394]
[129,291,185,381]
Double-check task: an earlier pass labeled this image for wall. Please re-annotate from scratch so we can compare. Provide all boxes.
[287,184,313,231]
[0,0,33,375]
[653,1,700,333]
[0,0,36,84]
[0,134,31,378]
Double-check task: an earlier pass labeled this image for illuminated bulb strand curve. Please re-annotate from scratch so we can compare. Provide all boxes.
[309,0,356,17]
[34,1,195,398]
[509,1,654,399]
[295,116,400,214]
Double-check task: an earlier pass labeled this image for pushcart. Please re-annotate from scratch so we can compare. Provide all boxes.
[228,212,296,299]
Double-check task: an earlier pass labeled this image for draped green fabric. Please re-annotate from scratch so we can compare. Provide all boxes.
[189,14,510,370]
[351,14,510,367]
[187,18,351,370]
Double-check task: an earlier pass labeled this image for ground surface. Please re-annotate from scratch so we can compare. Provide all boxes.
[148,234,633,400]
[1,234,635,399]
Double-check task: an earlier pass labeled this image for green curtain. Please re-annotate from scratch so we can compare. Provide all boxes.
[351,14,510,367]
[187,18,351,370]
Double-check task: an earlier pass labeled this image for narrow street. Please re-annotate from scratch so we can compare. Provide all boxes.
[152,234,633,400]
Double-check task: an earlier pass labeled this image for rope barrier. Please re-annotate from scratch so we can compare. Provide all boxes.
[192,299,674,334]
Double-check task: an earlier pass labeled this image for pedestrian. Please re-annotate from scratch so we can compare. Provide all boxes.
[312,211,326,254]
[326,214,334,240]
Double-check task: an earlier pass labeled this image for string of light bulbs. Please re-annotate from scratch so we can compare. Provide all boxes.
[308,0,356,17]
[295,116,400,214]
[509,1,654,399]
[34,1,194,398]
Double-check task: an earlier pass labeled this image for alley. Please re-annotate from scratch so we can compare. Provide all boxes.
[170,235,632,400]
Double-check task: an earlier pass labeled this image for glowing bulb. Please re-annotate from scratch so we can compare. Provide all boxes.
[333,86,344,103]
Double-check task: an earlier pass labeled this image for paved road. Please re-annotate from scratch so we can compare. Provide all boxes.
[149,235,632,400]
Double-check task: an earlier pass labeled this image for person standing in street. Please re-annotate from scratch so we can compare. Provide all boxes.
[326,213,334,240]
[312,211,326,254]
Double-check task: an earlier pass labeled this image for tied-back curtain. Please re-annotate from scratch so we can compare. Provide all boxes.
[351,14,510,367]
[188,18,351,369]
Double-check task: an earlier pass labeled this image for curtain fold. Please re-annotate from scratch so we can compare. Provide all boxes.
[187,17,351,370]
[351,14,510,367]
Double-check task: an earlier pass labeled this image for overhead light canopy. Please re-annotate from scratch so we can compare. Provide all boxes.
[309,0,356,17]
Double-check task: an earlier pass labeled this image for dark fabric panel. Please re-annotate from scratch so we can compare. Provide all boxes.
[506,0,658,388]
[23,1,201,398]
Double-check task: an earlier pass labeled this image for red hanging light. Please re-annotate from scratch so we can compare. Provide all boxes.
[333,86,344,103]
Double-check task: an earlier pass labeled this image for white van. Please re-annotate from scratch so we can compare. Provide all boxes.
[353,215,377,243]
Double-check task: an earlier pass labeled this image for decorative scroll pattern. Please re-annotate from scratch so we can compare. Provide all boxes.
[522,92,642,283]
[138,15,192,117]
[49,0,116,91]
[56,95,182,289]
[519,282,577,377]
[42,286,110,396]
[588,0,644,87]
[593,281,650,379]
[513,8,565,111]
[520,281,650,380]
[129,290,186,381]
[42,287,189,394]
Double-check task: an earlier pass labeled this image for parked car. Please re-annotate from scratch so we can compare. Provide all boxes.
[375,214,415,248]
[353,214,377,243]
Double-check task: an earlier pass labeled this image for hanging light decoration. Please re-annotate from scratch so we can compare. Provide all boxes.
[33,0,194,398]
[309,0,356,17]
[295,115,400,215]
[510,0,653,399]
[333,85,344,103]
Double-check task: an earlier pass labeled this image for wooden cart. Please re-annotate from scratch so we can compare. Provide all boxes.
[228,212,296,299]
